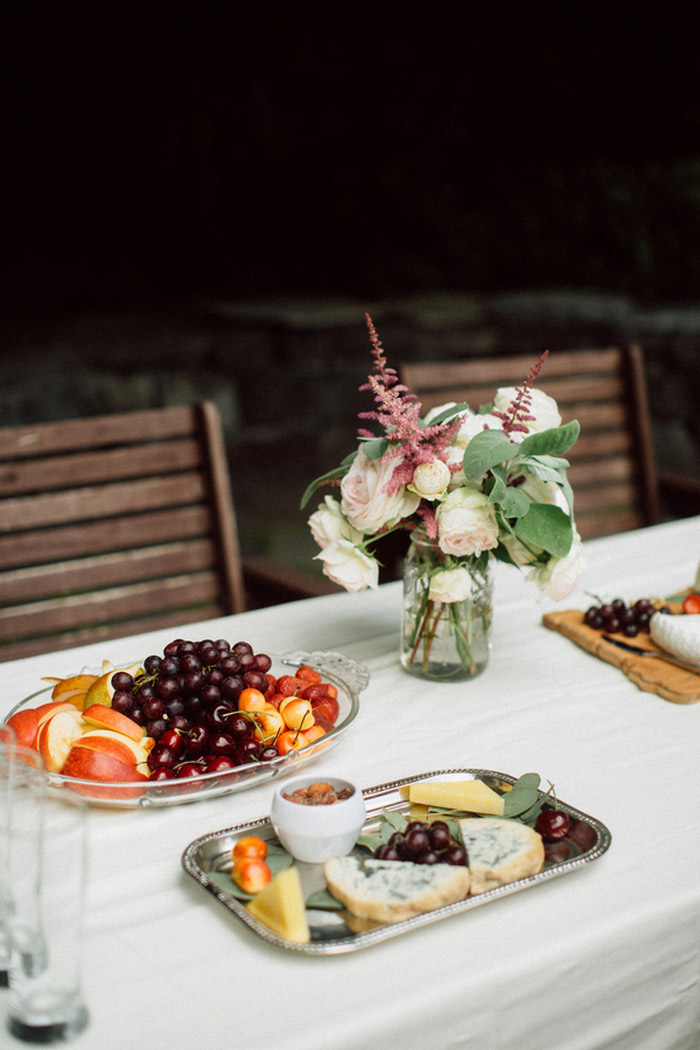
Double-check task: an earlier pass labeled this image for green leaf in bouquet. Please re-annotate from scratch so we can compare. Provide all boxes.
[361,436,390,459]
[517,419,580,458]
[462,430,517,480]
[299,457,355,509]
[485,466,507,504]
[514,455,576,519]
[491,539,521,567]
[500,485,531,519]
[517,454,570,483]
[514,502,573,557]
[424,402,471,425]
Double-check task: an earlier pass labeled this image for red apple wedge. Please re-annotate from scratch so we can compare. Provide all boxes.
[62,743,148,783]
[36,707,85,773]
[6,708,40,749]
[74,730,150,767]
[81,704,145,742]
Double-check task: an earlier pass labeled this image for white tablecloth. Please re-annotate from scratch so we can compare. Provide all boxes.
[2,517,700,1050]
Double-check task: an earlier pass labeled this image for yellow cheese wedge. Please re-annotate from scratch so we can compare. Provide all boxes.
[407,779,505,815]
[246,866,311,943]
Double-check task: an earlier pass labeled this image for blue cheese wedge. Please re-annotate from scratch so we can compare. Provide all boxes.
[323,857,469,923]
[458,817,545,894]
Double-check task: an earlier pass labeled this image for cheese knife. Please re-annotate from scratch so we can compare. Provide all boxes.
[601,634,700,675]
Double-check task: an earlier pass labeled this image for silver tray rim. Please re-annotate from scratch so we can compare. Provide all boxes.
[181,767,612,955]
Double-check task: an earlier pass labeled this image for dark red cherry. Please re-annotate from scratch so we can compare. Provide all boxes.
[535,809,571,842]
[204,755,237,774]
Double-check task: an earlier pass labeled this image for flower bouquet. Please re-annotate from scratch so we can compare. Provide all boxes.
[301,316,584,681]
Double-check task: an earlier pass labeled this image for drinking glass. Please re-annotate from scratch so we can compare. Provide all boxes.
[0,722,18,986]
[5,757,89,1043]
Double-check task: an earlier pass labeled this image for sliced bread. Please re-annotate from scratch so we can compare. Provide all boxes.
[323,856,469,923]
[458,817,544,894]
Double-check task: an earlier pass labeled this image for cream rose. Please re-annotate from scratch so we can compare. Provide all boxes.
[341,448,420,533]
[428,567,474,603]
[454,410,502,449]
[314,539,379,592]
[529,529,585,600]
[436,485,499,557]
[493,387,561,434]
[408,459,451,501]
[308,496,363,549]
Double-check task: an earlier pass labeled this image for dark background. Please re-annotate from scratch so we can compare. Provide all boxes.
[5,3,700,321]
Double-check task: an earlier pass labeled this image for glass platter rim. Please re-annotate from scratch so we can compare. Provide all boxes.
[7,649,369,809]
[181,766,612,955]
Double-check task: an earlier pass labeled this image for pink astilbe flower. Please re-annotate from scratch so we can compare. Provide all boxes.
[359,314,462,495]
[492,350,550,435]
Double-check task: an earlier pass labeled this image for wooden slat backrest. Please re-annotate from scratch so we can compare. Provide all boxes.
[401,346,660,540]
[0,402,245,661]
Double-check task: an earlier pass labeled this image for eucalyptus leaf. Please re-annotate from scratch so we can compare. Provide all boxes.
[514,503,573,557]
[502,773,542,818]
[356,832,382,852]
[517,420,580,457]
[306,887,345,910]
[381,810,408,834]
[462,430,517,480]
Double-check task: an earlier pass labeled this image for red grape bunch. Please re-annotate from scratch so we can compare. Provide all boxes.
[109,637,276,780]
[374,819,467,866]
[583,597,669,638]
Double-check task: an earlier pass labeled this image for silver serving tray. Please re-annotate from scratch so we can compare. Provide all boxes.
[181,768,612,954]
[8,650,369,809]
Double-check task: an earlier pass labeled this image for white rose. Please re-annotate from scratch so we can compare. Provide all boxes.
[341,448,420,533]
[518,476,570,513]
[308,496,363,549]
[315,539,379,592]
[454,410,502,449]
[436,485,499,557]
[531,529,585,600]
[445,443,467,488]
[429,567,474,603]
[408,459,451,501]
[493,387,561,434]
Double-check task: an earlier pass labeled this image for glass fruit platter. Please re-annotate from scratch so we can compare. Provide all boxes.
[182,768,612,955]
[8,650,369,809]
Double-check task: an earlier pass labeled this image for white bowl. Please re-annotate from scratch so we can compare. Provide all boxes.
[270,774,366,863]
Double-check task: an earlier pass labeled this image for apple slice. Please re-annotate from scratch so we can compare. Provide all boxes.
[81,704,145,742]
[36,700,84,728]
[36,708,85,773]
[62,743,149,783]
[6,708,40,749]
[77,729,150,766]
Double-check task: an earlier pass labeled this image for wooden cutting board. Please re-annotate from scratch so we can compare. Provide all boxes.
[542,606,700,704]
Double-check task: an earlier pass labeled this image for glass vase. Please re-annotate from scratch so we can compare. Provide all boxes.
[400,533,493,682]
